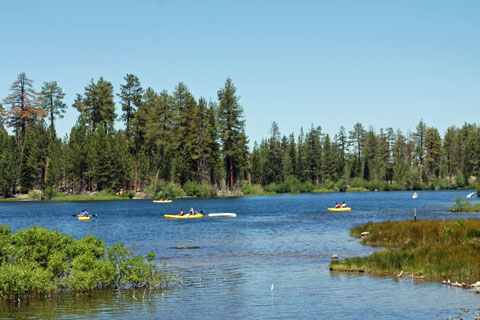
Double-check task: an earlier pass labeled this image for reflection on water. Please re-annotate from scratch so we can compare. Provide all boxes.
[0,191,479,319]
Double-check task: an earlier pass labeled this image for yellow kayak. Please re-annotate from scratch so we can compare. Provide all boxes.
[78,216,91,221]
[153,200,172,203]
[164,214,205,219]
[328,207,351,212]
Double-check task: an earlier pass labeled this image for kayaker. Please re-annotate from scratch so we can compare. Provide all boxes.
[342,202,347,208]
[335,203,340,208]
[178,208,184,216]
[188,208,195,216]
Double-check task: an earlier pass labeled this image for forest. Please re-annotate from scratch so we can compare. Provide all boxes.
[0,72,479,199]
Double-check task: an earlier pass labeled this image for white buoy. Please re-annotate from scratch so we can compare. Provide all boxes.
[271,283,274,293]
[412,192,418,199]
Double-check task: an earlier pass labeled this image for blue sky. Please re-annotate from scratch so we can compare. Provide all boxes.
[0,0,478,144]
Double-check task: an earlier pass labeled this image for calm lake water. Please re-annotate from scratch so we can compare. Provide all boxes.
[0,190,479,319]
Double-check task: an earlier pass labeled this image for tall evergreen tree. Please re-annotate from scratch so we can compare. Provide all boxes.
[413,120,427,181]
[74,77,117,130]
[349,122,366,178]
[118,74,144,140]
[424,127,442,181]
[39,81,66,130]
[217,78,248,190]
[2,73,46,150]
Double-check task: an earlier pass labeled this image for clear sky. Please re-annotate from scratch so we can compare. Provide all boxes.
[0,0,478,144]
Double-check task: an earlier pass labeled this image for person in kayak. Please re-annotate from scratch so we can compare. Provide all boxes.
[178,208,184,216]
[341,202,347,208]
[334,203,340,208]
[188,208,195,216]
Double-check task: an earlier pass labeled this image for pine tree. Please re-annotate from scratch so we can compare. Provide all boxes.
[424,127,442,181]
[217,78,248,190]
[19,129,35,193]
[304,126,322,185]
[264,122,283,184]
[349,122,366,179]
[39,81,66,130]
[0,129,19,197]
[322,134,335,182]
[75,77,117,130]
[118,74,144,140]
[413,120,427,181]
[172,83,198,185]
[2,73,46,150]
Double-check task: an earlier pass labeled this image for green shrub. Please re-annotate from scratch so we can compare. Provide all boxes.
[27,190,42,200]
[43,187,56,200]
[477,182,480,198]
[390,183,405,191]
[0,225,175,302]
[264,183,277,193]
[161,183,186,198]
[198,183,217,198]
[241,184,265,195]
[335,179,347,192]
[125,190,135,199]
[183,181,200,197]
[300,181,314,193]
[323,179,335,191]
[101,188,116,196]
[455,173,466,188]
[277,176,301,194]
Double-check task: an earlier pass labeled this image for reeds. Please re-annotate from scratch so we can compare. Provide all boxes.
[331,219,480,283]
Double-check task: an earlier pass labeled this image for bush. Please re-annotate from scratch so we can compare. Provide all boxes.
[183,181,200,197]
[477,183,480,198]
[277,176,301,194]
[101,188,116,196]
[125,190,135,199]
[350,177,366,189]
[323,179,335,191]
[300,181,314,193]
[161,183,186,198]
[335,179,347,192]
[455,173,466,189]
[390,183,405,191]
[198,183,218,198]
[264,183,277,193]
[43,187,56,200]
[0,225,175,302]
[27,190,42,200]
[241,183,265,195]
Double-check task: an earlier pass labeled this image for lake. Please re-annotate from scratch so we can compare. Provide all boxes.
[0,190,479,319]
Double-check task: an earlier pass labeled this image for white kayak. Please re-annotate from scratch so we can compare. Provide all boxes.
[208,213,237,218]
[467,192,475,198]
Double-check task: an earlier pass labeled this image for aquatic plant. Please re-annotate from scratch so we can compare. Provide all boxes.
[450,195,480,212]
[0,225,174,303]
[331,219,480,283]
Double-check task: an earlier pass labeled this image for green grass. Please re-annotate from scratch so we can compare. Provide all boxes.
[331,219,480,283]
[50,194,130,201]
[346,187,369,192]
[311,188,334,193]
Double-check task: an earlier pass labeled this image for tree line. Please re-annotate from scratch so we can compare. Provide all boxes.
[0,72,479,198]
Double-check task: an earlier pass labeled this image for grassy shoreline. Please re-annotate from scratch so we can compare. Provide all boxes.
[0,187,477,202]
[330,220,480,284]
